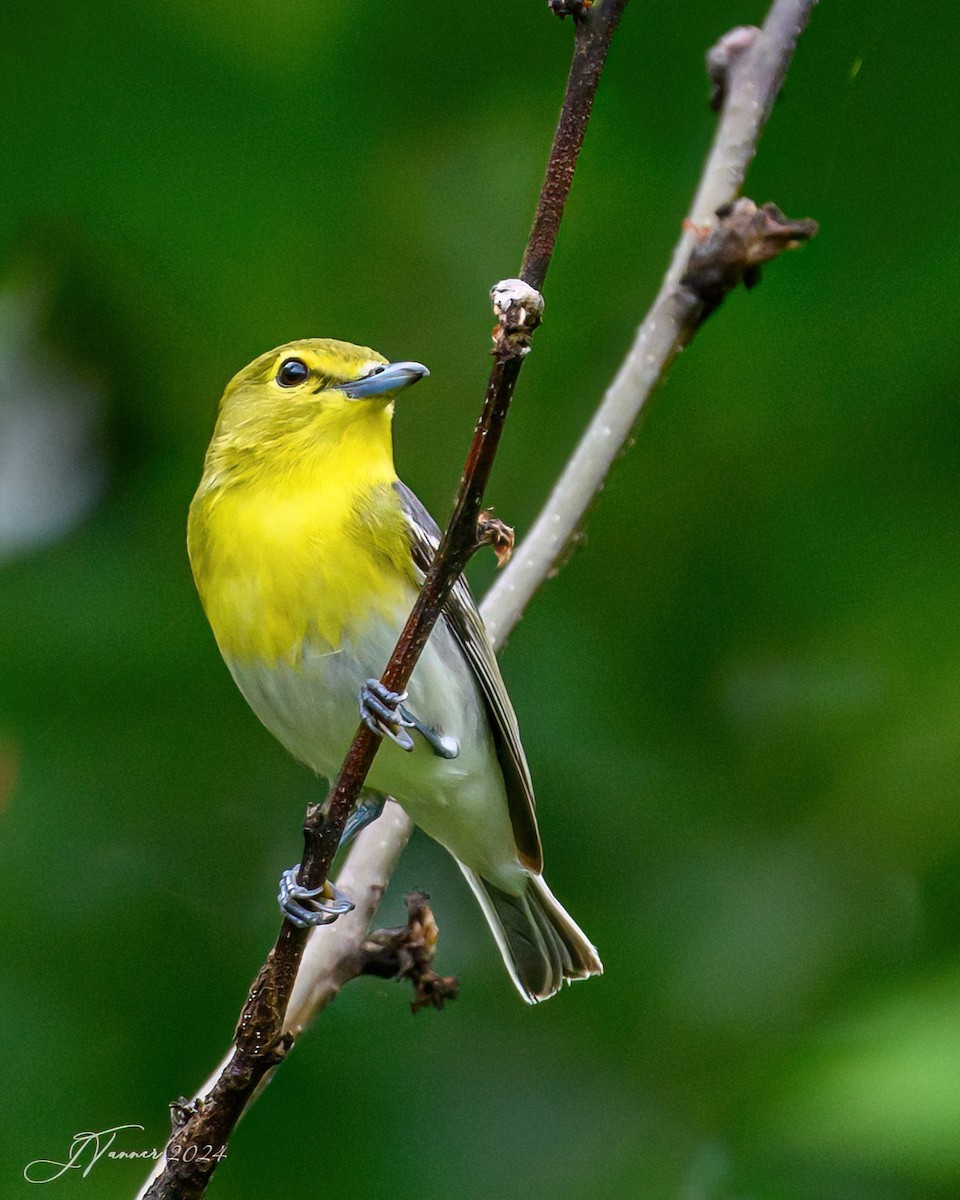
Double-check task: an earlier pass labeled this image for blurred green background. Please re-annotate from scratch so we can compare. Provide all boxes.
[2,0,957,1196]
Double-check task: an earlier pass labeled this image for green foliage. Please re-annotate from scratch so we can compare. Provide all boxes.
[1,1,957,1197]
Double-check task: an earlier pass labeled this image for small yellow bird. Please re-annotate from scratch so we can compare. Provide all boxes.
[188,339,602,1002]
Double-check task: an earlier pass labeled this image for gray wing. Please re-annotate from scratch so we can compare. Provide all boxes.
[394,481,543,873]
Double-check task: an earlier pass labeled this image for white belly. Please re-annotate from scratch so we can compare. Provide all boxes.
[226,614,525,891]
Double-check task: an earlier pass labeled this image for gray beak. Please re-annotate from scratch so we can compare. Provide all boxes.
[341,360,430,400]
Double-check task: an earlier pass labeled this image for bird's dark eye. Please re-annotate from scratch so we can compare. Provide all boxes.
[276,357,310,387]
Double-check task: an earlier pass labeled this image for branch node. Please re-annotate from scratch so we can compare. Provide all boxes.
[170,1098,199,1133]
[476,510,515,567]
[361,891,460,1013]
[706,25,761,111]
[548,0,592,21]
[490,278,544,361]
[681,198,818,320]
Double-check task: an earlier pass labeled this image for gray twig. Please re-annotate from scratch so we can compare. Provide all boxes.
[140,4,627,1197]
[287,0,820,1028]
[139,2,818,1194]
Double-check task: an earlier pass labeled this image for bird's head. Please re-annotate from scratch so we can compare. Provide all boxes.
[203,338,430,483]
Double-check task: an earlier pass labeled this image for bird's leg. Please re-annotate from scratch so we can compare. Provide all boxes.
[359,679,415,751]
[277,795,387,928]
[278,867,355,929]
[359,679,459,759]
[339,794,385,849]
[397,705,460,760]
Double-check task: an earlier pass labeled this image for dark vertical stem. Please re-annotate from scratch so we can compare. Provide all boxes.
[522,0,628,290]
[145,5,628,1197]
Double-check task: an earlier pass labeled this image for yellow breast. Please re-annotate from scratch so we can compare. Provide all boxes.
[188,461,414,666]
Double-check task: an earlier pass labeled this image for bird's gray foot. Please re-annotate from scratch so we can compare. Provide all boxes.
[359,679,415,751]
[278,866,355,929]
[358,680,458,759]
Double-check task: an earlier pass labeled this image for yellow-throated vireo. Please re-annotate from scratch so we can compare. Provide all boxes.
[187,339,602,1002]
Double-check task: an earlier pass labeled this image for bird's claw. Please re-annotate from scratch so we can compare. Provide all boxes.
[358,679,460,760]
[278,866,355,929]
[359,679,415,752]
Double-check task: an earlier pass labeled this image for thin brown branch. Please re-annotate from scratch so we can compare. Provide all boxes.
[523,0,628,290]
[140,1,818,1192]
[277,0,821,1035]
[142,6,627,1197]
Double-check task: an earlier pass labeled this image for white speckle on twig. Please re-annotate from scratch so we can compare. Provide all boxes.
[490,278,545,320]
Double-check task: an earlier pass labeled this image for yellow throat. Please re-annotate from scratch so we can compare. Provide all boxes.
[187,339,426,665]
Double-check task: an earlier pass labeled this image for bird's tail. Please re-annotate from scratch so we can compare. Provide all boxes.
[458,866,603,1003]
